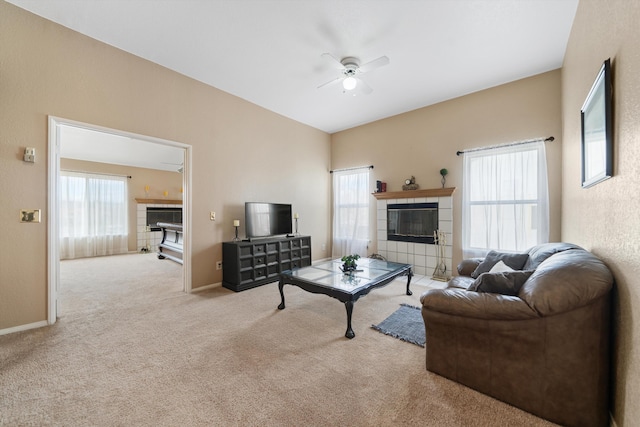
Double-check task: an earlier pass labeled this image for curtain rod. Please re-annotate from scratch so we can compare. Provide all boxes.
[330,165,374,174]
[62,169,132,179]
[456,136,554,156]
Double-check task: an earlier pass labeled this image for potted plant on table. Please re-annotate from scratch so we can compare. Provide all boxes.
[341,254,360,273]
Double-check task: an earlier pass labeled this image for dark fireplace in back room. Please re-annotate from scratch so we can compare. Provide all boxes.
[387,203,438,244]
[146,207,182,231]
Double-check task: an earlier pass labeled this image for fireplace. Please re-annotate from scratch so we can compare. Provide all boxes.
[387,203,438,244]
[146,207,182,231]
[375,190,453,277]
[136,201,183,253]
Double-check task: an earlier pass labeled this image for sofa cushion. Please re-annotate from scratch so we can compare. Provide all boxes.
[523,242,582,270]
[468,270,534,296]
[470,250,529,278]
[448,275,474,289]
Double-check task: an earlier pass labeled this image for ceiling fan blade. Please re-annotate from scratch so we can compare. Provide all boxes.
[317,76,343,89]
[321,52,346,70]
[359,55,390,73]
[357,78,373,95]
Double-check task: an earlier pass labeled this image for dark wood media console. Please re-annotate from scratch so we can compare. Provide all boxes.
[157,222,183,264]
[222,235,311,292]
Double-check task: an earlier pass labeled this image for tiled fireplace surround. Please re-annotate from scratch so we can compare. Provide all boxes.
[136,201,183,253]
[376,193,453,277]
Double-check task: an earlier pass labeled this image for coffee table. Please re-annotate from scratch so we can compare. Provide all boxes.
[278,258,413,339]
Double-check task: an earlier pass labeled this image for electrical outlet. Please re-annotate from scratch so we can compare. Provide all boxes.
[210,211,216,221]
[216,261,222,270]
[23,147,35,163]
[321,243,326,251]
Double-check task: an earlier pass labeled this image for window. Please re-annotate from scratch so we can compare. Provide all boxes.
[462,141,549,257]
[59,171,128,259]
[332,167,370,257]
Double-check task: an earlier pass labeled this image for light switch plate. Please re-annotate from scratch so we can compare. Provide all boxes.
[21,209,41,223]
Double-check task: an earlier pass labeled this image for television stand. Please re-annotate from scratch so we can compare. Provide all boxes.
[222,235,311,292]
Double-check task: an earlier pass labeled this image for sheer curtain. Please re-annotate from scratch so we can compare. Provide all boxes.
[462,141,549,258]
[332,167,370,257]
[59,171,129,259]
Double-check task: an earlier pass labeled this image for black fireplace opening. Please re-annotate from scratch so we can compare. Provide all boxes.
[387,202,438,244]
[147,207,182,231]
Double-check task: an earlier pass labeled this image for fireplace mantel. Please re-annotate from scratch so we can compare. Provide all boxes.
[372,187,456,200]
[135,198,183,205]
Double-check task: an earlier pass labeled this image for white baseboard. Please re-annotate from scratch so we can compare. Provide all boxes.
[0,320,49,336]
[191,282,222,292]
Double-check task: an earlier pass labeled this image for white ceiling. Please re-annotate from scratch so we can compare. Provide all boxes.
[58,124,184,173]
[9,0,578,168]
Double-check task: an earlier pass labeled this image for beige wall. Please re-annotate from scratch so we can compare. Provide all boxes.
[0,2,331,330]
[60,158,183,252]
[332,70,563,270]
[562,0,640,424]
[4,3,637,423]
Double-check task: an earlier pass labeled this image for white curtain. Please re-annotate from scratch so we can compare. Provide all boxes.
[60,171,129,260]
[462,141,549,258]
[332,167,370,258]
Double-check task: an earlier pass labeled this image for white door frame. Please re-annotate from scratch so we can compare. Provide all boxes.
[47,116,193,324]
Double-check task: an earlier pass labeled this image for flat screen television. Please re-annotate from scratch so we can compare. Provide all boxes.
[245,202,293,239]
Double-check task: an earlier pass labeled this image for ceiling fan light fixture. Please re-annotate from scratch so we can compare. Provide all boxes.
[342,76,357,91]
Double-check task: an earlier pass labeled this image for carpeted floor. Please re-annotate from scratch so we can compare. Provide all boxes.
[0,253,558,426]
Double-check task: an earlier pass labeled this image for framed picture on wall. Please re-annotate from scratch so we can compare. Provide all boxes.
[581,58,613,188]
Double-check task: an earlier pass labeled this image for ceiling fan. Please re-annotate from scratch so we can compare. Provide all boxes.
[161,161,184,173]
[317,53,390,95]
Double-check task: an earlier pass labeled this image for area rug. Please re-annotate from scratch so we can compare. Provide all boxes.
[371,303,425,347]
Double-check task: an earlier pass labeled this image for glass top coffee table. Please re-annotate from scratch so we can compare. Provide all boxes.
[278,258,413,339]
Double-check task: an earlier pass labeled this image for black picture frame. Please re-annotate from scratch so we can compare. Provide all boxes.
[581,58,613,188]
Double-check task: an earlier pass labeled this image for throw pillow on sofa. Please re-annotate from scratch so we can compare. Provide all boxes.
[468,270,534,296]
[488,260,514,273]
[470,250,529,278]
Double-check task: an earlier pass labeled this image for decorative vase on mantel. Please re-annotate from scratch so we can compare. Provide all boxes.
[440,168,448,188]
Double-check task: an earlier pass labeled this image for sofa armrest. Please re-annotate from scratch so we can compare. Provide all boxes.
[420,288,538,320]
[457,258,483,276]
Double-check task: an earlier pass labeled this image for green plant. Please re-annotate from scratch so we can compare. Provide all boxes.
[341,254,360,270]
[440,168,448,176]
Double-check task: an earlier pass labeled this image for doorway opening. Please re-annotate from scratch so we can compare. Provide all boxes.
[47,116,192,324]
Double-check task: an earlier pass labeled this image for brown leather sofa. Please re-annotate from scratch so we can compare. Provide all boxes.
[420,243,613,427]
